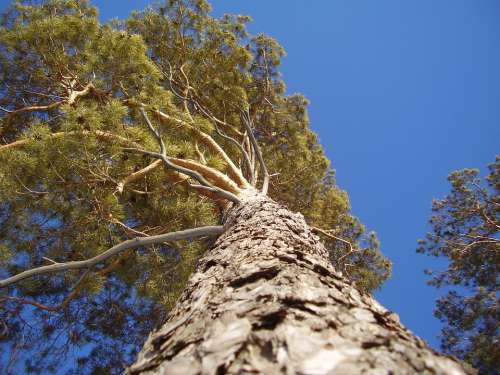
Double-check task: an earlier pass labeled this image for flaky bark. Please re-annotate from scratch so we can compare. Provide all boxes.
[128,193,473,375]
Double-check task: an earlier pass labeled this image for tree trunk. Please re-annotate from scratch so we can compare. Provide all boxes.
[127,193,473,375]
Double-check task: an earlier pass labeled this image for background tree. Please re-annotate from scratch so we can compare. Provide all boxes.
[0,1,391,373]
[418,156,499,374]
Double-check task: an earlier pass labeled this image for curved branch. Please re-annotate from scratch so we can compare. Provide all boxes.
[150,107,250,189]
[311,226,358,262]
[0,130,142,152]
[0,269,91,312]
[3,248,135,312]
[169,157,241,194]
[0,82,104,138]
[311,226,354,249]
[139,108,241,203]
[115,156,240,203]
[0,101,63,116]
[0,226,224,289]
[117,160,163,193]
[241,110,269,195]
[214,124,255,185]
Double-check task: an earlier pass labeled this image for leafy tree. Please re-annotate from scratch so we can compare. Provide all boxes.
[0,1,469,374]
[0,1,391,372]
[418,157,499,374]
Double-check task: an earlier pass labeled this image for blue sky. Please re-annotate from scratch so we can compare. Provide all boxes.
[205,0,500,349]
[1,0,499,352]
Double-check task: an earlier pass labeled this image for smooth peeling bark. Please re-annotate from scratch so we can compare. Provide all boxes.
[128,193,473,375]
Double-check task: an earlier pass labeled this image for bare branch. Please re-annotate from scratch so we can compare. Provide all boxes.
[42,257,59,265]
[116,160,163,193]
[115,156,234,202]
[0,226,224,289]
[2,248,136,312]
[158,63,243,137]
[14,175,49,196]
[0,101,63,116]
[118,148,242,201]
[66,82,102,105]
[191,96,243,137]
[0,130,143,152]
[110,218,149,237]
[149,107,250,188]
[194,142,207,165]
[169,157,241,194]
[241,110,269,194]
[214,124,255,185]
[0,82,105,138]
[0,269,91,312]
[311,226,354,250]
[480,208,500,230]
[311,226,359,262]
[139,108,241,203]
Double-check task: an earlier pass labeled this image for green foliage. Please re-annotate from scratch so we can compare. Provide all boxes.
[0,1,391,373]
[418,157,499,374]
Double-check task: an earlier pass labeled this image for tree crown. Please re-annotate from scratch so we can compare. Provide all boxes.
[0,1,391,373]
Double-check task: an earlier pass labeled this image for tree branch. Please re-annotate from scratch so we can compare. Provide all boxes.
[0,226,224,289]
[2,248,135,313]
[158,63,243,137]
[0,269,91,312]
[0,130,142,152]
[0,82,105,138]
[0,101,63,116]
[214,124,255,185]
[241,110,269,194]
[169,157,241,194]
[139,108,241,203]
[311,226,357,261]
[116,160,163,193]
[148,106,250,188]
[194,142,207,164]
[458,239,499,255]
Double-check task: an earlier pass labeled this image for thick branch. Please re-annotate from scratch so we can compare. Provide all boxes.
[151,108,250,188]
[2,249,135,313]
[241,110,270,194]
[0,269,91,312]
[214,124,255,185]
[139,108,241,203]
[169,157,241,194]
[66,82,101,105]
[0,226,224,289]
[117,151,238,201]
[117,160,163,193]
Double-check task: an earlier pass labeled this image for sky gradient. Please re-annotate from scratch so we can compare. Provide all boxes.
[1,0,498,352]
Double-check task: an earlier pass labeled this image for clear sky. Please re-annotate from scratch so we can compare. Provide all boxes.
[1,0,498,352]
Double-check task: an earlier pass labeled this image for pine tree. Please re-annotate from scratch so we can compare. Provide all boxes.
[0,1,470,373]
[418,157,499,374]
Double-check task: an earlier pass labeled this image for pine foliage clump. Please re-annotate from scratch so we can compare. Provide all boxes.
[418,157,499,374]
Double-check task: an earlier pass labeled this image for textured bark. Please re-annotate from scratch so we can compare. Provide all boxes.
[128,193,473,375]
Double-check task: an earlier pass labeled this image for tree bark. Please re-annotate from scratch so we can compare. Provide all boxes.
[127,193,473,375]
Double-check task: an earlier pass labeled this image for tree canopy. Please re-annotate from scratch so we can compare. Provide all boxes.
[418,156,499,374]
[0,0,391,373]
